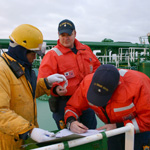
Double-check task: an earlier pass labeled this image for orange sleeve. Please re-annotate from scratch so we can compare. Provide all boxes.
[37,51,58,81]
[123,71,150,133]
[64,75,91,123]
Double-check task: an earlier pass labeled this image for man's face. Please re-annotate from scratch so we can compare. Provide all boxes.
[26,52,36,64]
[59,30,76,49]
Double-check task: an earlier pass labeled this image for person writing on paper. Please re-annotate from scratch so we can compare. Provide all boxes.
[0,24,67,150]
[37,19,100,129]
[64,64,150,150]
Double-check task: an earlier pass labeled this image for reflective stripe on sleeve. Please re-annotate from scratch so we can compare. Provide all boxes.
[65,109,79,119]
[132,118,140,133]
[119,69,128,77]
[114,103,134,112]
[51,48,63,56]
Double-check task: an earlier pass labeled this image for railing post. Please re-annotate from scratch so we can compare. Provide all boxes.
[125,123,134,150]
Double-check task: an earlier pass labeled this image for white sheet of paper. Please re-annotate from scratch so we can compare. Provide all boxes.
[55,129,104,138]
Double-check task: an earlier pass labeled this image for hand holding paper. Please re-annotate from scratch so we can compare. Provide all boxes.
[69,121,88,134]
[55,129,105,138]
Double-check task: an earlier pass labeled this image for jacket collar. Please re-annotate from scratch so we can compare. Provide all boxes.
[2,53,25,71]
[57,38,86,54]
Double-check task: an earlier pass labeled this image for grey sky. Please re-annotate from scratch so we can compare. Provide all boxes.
[0,0,150,44]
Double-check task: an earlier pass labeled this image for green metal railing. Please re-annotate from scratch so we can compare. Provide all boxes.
[1,39,150,77]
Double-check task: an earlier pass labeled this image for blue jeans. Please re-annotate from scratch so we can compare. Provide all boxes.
[108,131,150,150]
[52,97,97,130]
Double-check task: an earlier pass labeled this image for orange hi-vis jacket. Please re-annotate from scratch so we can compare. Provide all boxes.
[65,69,150,133]
[38,39,100,96]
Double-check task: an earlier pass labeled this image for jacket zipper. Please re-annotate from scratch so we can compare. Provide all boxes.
[102,106,111,123]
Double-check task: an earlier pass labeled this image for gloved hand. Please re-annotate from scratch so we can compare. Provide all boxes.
[30,128,55,143]
[46,73,68,87]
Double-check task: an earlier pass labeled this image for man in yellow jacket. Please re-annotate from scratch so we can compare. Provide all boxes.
[0,24,67,150]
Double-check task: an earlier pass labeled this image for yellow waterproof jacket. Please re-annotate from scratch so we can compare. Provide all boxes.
[0,53,51,150]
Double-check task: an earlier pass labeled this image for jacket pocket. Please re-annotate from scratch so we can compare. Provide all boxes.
[83,57,94,74]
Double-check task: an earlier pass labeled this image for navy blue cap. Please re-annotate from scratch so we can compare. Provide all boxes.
[58,19,75,35]
[87,64,120,107]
